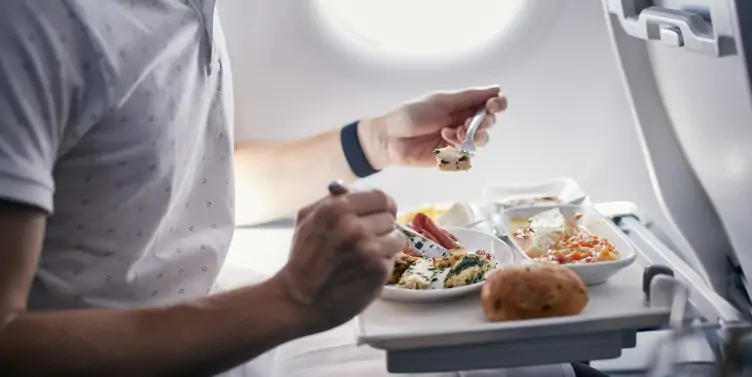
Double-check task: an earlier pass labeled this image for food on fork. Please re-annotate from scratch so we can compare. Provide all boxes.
[433,146,471,171]
[512,208,621,264]
[481,262,588,322]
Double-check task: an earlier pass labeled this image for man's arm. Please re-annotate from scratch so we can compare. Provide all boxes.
[234,117,386,225]
[0,3,310,375]
[0,200,309,377]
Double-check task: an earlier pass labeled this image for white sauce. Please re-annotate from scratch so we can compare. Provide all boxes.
[437,202,474,226]
[526,208,568,257]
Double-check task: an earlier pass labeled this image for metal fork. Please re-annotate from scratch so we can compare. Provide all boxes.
[456,107,487,158]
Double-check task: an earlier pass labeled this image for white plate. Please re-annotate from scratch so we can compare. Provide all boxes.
[500,205,637,285]
[381,227,515,303]
[483,177,589,208]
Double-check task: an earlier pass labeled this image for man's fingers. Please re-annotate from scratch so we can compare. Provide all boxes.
[463,113,497,132]
[448,96,501,134]
[450,108,478,127]
[457,127,466,141]
[432,86,501,113]
[474,130,489,147]
[360,212,397,236]
[486,95,508,114]
[376,229,408,259]
[296,194,332,223]
[342,189,397,216]
[441,128,489,148]
[441,127,462,146]
[298,184,397,223]
[479,113,496,130]
[327,180,348,196]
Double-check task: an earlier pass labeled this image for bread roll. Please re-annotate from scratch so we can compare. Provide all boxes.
[481,262,588,322]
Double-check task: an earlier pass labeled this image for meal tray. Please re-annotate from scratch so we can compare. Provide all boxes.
[356,218,673,373]
[357,260,669,347]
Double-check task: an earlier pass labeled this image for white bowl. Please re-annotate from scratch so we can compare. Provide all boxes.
[500,205,637,285]
[380,227,516,303]
[483,177,590,208]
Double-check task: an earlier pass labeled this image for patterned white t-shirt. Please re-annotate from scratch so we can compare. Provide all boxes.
[0,0,235,310]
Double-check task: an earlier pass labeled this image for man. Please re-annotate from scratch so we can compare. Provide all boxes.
[0,1,508,376]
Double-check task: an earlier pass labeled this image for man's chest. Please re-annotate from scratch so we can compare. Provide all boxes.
[40,0,235,272]
[31,1,236,309]
[56,0,232,168]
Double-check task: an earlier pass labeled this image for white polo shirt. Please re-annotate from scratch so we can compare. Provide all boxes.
[0,0,235,310]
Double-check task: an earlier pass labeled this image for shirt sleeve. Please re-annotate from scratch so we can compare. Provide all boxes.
[0,1,105,213]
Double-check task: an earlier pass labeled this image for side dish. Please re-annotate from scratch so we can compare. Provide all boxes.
[481,262,588,322]
[397,202,475,227]
[401,213,459,255]
[433,146,471,171]
[499,195,561,208]
[511,208,621,264]
[397,205,447,225]
[389,213,497,290]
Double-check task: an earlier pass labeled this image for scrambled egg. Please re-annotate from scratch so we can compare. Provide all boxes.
[444,253,491,288]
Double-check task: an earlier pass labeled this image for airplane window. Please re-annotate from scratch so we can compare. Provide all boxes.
[314,0,528,58]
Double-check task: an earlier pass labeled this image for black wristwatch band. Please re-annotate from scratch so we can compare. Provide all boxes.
[341,121,380,178]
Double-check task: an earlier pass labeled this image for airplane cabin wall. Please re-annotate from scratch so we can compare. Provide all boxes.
[219,0,663,226]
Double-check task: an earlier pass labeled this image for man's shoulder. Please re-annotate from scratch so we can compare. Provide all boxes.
[0,0,107,84]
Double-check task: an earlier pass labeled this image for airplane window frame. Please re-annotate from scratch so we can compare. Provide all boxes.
[310,0,559,65]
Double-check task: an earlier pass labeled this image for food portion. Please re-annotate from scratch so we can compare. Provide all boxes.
[397,258,435,290]
[397,205,447,225]
[511,208,621,264]
[401,213,459,256]
[397,202,475,227]
[389,213,497,290]
[481,262,588,322]
[515,208,573,257]
[388,253,420,285]
[433,146,471,171]
[444,252,491,288]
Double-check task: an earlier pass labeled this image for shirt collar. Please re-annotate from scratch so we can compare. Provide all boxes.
[188,0,217,74]
[187,0,216,37]
[198,0,216,42]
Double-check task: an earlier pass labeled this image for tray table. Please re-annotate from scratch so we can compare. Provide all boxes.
[356,201,744,373]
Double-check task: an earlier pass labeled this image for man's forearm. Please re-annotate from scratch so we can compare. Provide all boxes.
[0,277,305,377]
[234,117,387,225]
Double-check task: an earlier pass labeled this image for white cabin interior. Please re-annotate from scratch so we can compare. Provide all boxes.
[215,0,752,375]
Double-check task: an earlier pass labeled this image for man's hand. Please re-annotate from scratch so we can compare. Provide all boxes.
[233,86,507,225]
[274,186,407,333]
[359,86,508,169]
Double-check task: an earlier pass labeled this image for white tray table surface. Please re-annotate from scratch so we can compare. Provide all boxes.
[358,256,670,350]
